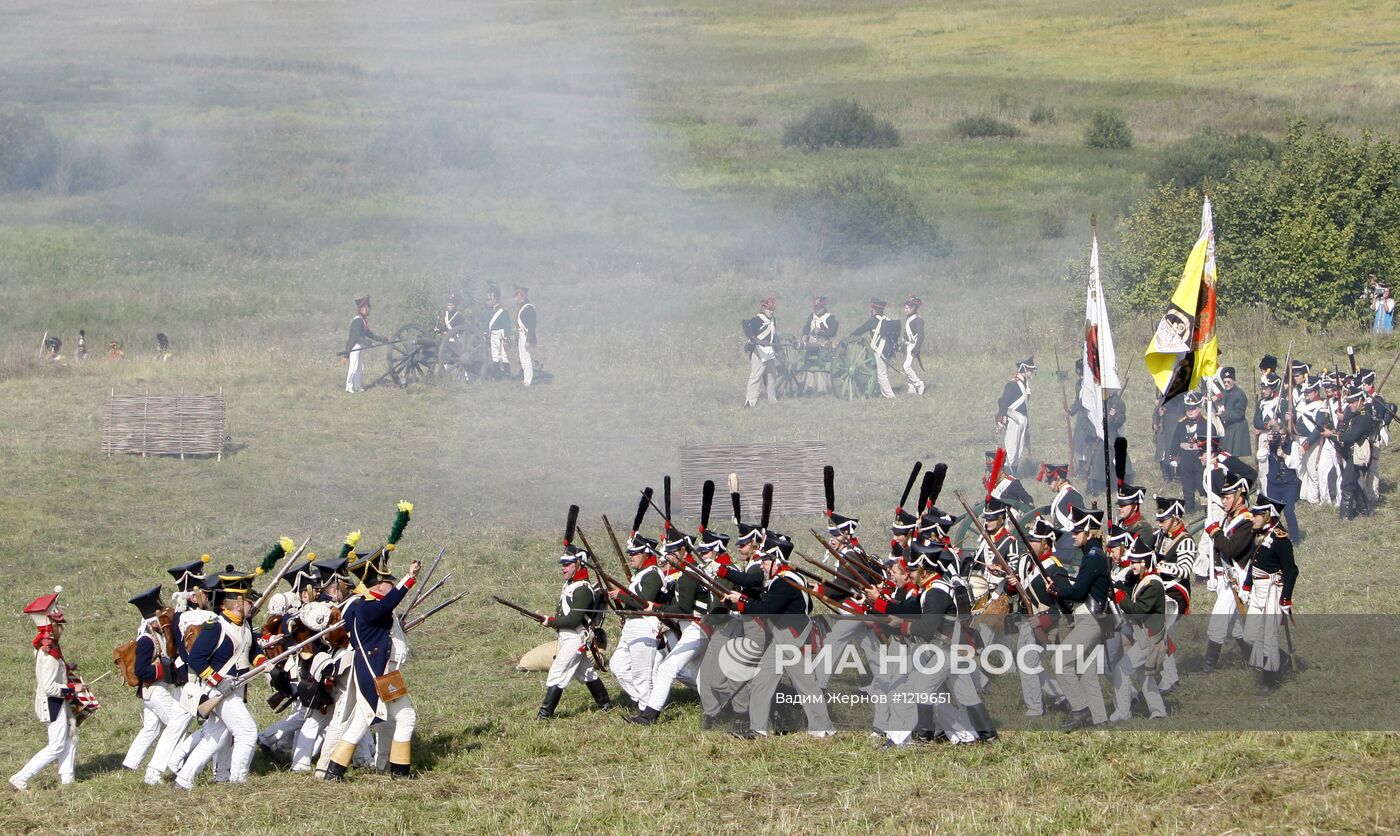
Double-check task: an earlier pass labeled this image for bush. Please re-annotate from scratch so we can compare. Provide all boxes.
[951,115,1021,140]
[53,146,122,195]
[1150,129,1279,189]
[1084,107,1133,150]
[0,110,60,191]
[785,169,939,265]
[781,99,900,152]
[1114,122,1400,325]
[1029,104,1057,126]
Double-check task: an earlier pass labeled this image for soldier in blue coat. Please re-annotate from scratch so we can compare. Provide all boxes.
[323,552,421,780]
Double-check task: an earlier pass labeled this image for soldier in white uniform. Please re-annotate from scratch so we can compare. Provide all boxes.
[901,295,926,395]
[848,298,899,399]
[121,586,177,775]
[343,296,382,394]
[433,292,469,381]
[743,296,778,406]
[10,587,79,790]
[799,295,838,395]
[485,282,511,379]
[537,541,615,719]
[998,358,1036,476]
[514,285,537,386]
[144,558,215,784]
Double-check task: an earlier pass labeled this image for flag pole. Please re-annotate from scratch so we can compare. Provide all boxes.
[1090,214,1116,524]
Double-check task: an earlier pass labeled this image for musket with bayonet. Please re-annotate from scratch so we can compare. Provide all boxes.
[247,537,310,622]
[1054,345,1076,477]
[953,491,1035,615]
[404,546,447,614]
[197,619,341,718]
[403,589,468,633]
[404,572,452,618]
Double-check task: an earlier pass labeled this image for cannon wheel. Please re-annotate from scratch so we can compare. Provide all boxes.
[387,325,433,387]
[772,335,801,399]
[832,341,878,400]
[441,331,488,381]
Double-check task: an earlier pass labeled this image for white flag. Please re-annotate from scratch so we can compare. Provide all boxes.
[1078,233,1121,438]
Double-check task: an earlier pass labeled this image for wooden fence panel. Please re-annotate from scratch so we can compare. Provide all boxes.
[102,391,225,460]
[678,440,826,519]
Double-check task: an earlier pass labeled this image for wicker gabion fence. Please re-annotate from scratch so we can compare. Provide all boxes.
[102,390,226,460]
[678,440,827,519]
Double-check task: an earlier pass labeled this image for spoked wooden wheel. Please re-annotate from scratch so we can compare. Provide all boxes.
[833,342,878,400]
[387,325,433,387]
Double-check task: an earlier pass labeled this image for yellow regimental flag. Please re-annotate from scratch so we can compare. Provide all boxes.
[1145,196,1218,401]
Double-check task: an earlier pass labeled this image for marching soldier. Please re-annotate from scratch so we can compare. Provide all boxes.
[256,557,319,761]
[985,449,1035,508]
[628,532,713,725]
[144,558,212,785]
[322,553,421,780]
[1048,507,1111,730]
[175,569,265,788]
[609,536,666,707]
[1009,517,1068,717]
[742,296,778,406]
[1109,537,1168,720]
[799,295,838,394]
[121,586,176,776]
[901,296,926,396]
[1296,376,1341,506]
[1334,386,1376,519]
[1037,462,1082,564]
[537,542,614,719]
[1245,496,1298,690]
[721,535,835,739]
[1151,496,1197,590]
[1361,368,1391,502]
[1199,471,1253,673]
[485,282,511,379]
[998,358,1035,476]
[514,285,537,386]
[848,298,899,399]
[344,296,383,394]
[1116,485,1153,543]
[10,587,78,791]
[289,600,338,772]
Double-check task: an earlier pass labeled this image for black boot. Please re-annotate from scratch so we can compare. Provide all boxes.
[538,686,564,720]
[323,761,348,782]
[625,707,660,726]
[389,762,413,779]
[968,703,999,743]
[585,679,615,711]
[1202,641,1222,673]
[1235,637,1253,661]
[1060,709,1091,731]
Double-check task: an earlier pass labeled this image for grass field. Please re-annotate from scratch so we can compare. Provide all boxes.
[2,0,1399,832]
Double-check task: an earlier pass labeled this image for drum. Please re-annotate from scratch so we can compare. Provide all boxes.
[67,673,101,726]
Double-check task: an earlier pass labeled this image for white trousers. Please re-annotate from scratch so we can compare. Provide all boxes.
[610,619,659,704]
[545,629,601,688]
[902,348,924,394]
[642,622,708,712]
[292,708,327,772]
[258,705,308,754]
[176,692,258,787]
[342,691,416,756]
[1301,445,1340,505]
[1016,621,1063,715]
[315,680,375,775]
[146,689,195,783]
[1245,574,1283,672]
[747,624,832,735]
[489,330,509,363]
[123,683,175,770]
[518,333,534,385]
[1053,612,1107,725]
[12,711,77,786]
[1004,414,1030,476]
[874,352,895,399]
[886,650,977,745]
[745,353,776,406]
[1206,565,1247,644]
[816,619,879,690]
[345,345,364,393]
[1111,625,1167,720]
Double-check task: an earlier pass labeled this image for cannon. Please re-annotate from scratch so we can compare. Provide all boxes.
[375,325,487,388]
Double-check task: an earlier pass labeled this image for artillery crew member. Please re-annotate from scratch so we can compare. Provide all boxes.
[176,570,266,788]
[743,296,778,406]
[901,296,926,396]
[323,553,421,780]
[998,358,1035,476]
[514,285,537,386]
[10,588,78,791]
[799,295,838,395]
[485,282,511,379]
[538,544,614,719]
[121,586,176,777]
[848,298,899,399]
[433,292,469,380]
[344,296,383,394]
[1245,496,1298,688]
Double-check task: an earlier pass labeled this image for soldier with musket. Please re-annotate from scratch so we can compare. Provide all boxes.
[121,586,178,777]
[743,296,778,406]
[848,298,900,400]
[1047,506,1111,730]
[322,552,421,780]
[537,528,614,720]
[344,296,384,394]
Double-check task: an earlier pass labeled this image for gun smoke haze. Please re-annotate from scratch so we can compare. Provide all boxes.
[2,0,1156,541]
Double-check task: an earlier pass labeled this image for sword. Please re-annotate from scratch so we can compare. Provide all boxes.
[1281,608,1296,673]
